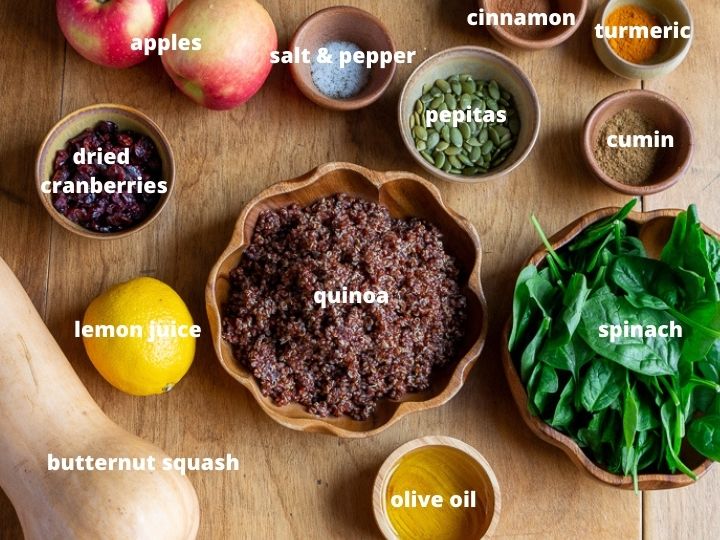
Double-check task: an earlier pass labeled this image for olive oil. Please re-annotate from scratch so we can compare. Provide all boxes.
[385,445,487,540]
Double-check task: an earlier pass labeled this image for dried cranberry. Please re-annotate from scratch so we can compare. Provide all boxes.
[48,120,163,233]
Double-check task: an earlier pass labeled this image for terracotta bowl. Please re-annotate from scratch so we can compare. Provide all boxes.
[399,46,540,184]
[289,6,397,111]
[206,162,487,438]
[582,89,694,195]
[373,436,501,539]
[502,206,716,490]
[479,0,587,50]
[592,0,693,80]
[35,103,175,240]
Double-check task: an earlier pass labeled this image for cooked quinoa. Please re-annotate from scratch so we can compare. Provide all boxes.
[222,194,467,420]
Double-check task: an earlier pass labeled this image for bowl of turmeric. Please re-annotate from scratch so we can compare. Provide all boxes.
[592,0,693,80]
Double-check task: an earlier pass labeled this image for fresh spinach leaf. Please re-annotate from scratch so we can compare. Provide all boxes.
[520,316,551,383]
[662,205,719,301]
[550,377,576,430]
[660,400,697,479]
[570,199,637,253]
[529,363,559,414]
[679,302,720,363]
[580,359,624,412]
[688,415,720,461]
[611,256,686,307]
[509,264,539,352]
[623,384,639,448]
[579,295,681,377]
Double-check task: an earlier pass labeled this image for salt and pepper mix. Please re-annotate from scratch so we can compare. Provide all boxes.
[311,41,370,99]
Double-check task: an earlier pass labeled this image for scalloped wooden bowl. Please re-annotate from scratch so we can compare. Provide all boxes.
[206,162,487,438]
[502,206,717,489]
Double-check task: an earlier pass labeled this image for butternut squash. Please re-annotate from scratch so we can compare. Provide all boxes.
[0,257,200,540]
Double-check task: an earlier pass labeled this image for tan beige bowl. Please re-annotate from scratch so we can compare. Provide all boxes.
[373,436,501,539]
[399,46,540,184]
[502,206,716,490]
[35,104,175,240]
[206,162,487,438]
[592,0,693,80]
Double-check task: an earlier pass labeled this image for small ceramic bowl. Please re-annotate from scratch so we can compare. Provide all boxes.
[399,46,540,184]
[373,436,501,539]
[206,162,487,438]
[35,104,175,240]
[289,6,397,111]
[592,0,693,79]
[582,89,693,195]
[479,0,588,50]
[502,206,716,490]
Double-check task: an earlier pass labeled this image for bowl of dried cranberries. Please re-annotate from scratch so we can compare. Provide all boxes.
[35,104,175,239]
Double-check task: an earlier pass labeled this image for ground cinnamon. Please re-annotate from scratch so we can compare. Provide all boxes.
[500,0,556,39]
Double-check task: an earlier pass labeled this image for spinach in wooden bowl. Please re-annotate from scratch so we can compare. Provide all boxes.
[508,200,720,490]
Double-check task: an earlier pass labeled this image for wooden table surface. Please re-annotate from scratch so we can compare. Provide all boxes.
[1,0,717,538]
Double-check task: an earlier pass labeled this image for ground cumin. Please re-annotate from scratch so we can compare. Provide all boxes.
[606,5,661,64]
[593,109,659,186]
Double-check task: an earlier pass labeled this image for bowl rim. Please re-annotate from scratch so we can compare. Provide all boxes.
[372,435,502,539]
[288,5,397,111]
[398,45,541,184]
[34,103,175,240]
[501,206,716,490]
[595,0,694,71]
[581,89,694,195]
[205,162,488,438]
[479,0,589,50]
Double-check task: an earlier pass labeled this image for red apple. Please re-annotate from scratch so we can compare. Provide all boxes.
[56,0,167,68]
[161,0,277,110]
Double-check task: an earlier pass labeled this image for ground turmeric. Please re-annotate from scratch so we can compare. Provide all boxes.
[606,5,661,64]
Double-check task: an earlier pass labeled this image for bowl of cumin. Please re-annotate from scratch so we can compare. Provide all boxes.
[582,89,694,195]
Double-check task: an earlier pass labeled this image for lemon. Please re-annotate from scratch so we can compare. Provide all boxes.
[83,277,196,396]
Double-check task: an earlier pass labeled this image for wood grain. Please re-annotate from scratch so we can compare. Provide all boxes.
[0,0,716,538]
[0,0,66,537]
[643,0,720,538]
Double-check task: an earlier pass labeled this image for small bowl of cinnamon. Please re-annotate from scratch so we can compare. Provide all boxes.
[478,0,587,50]
[592,0,693,79]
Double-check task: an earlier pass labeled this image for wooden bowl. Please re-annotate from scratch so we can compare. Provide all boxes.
[582,89,694,195]
[592,0,693,80]
[35,104,175,240]
[502,206,716,490]
[479,0,587,50]
[289,6,397,111]
[206,162,487,438]
[373,436,501,539]
[399,46,540,184]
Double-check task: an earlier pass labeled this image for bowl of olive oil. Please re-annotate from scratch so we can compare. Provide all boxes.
[373,436,501,539]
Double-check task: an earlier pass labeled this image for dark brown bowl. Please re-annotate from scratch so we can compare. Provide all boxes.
[206,162,487,438]
[288,6,397,111]
[480,0,587,50]
[582,90,694,196]
[502,206,715,489]
[35,104,175,240]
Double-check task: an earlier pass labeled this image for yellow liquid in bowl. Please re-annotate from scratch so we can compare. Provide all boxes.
[385,446,488,540]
